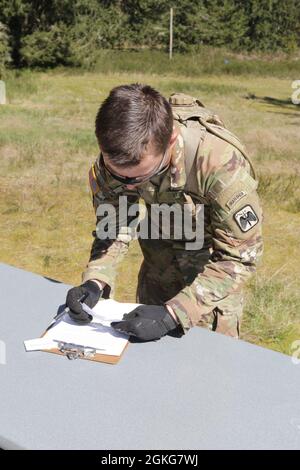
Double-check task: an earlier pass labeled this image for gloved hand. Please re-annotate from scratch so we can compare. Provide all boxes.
[66,280,103,324]
[111,305,179,341]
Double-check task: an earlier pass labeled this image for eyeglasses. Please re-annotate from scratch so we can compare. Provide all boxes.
[101,149,171,185]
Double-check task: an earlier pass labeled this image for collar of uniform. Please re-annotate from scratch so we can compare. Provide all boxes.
[97,153,126,192]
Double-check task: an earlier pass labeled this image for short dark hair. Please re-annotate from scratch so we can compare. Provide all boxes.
[95,83,173,168]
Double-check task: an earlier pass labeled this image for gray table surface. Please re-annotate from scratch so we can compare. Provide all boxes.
[0,262,299,450]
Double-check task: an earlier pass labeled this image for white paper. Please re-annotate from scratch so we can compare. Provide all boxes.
[24,338,58,352]
[81,299,137,326]
[24,299,140,357]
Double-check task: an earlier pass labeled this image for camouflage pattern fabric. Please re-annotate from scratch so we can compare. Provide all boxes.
[82,118,263,338]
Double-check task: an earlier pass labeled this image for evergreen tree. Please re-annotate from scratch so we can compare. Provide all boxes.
[242,0,300,52]
[0,21,11,77]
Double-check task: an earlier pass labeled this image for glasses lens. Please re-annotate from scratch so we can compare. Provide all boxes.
[102,149,170,185]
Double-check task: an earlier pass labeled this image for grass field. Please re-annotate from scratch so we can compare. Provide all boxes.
[1,50,299,355]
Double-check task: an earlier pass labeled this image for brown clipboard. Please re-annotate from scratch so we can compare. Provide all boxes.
[40,329,129,365]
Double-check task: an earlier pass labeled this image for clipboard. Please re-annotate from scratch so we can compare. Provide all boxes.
[41,334,129,364]
[25,299,138,364]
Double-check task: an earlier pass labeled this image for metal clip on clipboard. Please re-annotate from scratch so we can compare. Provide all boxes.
[57,342,97,360]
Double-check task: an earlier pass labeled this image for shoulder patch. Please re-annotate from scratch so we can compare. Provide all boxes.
[234,205,258,232]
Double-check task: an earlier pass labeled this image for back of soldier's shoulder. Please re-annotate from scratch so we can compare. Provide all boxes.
[196,128,250,176]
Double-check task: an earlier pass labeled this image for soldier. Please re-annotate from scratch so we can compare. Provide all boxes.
[66,84,263,342]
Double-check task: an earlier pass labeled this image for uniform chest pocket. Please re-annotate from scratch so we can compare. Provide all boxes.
[156,190,186,205]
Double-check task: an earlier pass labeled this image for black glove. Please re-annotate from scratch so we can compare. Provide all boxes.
[111,305,178,341]
[66,280,102,324]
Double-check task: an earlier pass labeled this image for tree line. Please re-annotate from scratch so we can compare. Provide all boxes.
[0,0,299,71]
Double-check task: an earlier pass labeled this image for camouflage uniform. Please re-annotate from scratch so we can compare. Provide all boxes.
[82,95,263,338]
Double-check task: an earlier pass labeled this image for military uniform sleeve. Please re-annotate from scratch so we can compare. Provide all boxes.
[166,146,263,333]
[81,160,140,297]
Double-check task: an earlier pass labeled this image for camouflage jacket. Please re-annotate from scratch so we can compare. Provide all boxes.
[82,122,263,333]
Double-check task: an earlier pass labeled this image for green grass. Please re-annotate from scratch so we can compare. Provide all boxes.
[83,48,300,80]
[243,274,300,354]
[1,51,300,355]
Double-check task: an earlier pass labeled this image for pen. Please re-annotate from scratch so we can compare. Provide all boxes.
[46,292,89,331]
